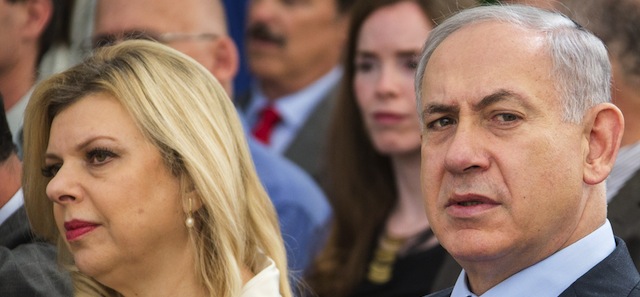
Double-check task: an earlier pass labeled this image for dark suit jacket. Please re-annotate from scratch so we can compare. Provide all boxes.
[235,86,339,182]
[609,169,640,271]
[0,206,72,296]
[426,237,640,297]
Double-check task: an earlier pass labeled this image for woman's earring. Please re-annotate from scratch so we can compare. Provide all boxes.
[185,197,195,228]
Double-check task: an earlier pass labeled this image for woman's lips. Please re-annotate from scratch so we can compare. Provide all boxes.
[64,219,99,241]
[373,112,405,125]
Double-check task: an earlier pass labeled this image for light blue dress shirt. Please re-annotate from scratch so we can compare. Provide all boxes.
[451,220,616,297]
[246,67,342,154]
[239,113,331,275]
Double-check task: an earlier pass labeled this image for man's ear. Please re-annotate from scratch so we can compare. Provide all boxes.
[22,0,53,40]
[583,103,625,185]
[211,36,239,93]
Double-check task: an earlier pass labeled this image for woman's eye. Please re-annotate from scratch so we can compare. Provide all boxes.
[406,58,418,70]
[355,61,374,73]
[41,164,61,177]
[87,148,116,164]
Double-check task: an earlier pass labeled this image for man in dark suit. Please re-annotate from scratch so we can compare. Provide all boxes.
[237,0,355,181]
[0,96,72,296]
[415,4,640,297]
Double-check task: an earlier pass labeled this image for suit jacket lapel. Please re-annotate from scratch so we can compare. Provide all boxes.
[559,237,640,297]
[283,86,338,181]
[0,207,32,249]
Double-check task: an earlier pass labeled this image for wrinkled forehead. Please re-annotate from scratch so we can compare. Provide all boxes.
[94,0,225,35]
[422,21,555,105]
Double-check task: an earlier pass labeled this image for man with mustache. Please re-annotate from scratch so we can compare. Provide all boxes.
[93,0,332,276]
[237,0,354,182]
[416,4,640,297]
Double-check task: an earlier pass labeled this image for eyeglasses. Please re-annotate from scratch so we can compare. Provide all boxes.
[86,30,219,50]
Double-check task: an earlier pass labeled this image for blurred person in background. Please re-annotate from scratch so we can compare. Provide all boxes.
[237,0,355,182]
[305,1,476,296]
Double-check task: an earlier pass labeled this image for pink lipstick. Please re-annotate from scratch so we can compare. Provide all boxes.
[64,219,99,241]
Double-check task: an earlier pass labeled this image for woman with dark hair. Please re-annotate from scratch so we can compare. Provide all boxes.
[306,0,476,296]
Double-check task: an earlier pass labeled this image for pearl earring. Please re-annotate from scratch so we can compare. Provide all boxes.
[185,197,194,228]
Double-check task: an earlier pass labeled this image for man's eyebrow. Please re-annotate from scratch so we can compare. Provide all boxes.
[473,89,533,111]
[421,89,534,119]
[423,103,459,116]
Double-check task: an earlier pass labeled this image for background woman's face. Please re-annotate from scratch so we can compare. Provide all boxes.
[44,93,190,287]
[354,1,433,156]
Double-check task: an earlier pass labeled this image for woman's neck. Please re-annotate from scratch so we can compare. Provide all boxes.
[108,243,207,297]
[385,150,430,238]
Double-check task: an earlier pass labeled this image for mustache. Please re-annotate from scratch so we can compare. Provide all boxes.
[246,22,286,47]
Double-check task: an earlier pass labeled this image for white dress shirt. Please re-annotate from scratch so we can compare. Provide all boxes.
[0,188,24,226]
[241,255,282,297]
[5,88,33,150]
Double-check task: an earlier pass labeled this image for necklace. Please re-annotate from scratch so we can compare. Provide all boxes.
[366,228,435,284]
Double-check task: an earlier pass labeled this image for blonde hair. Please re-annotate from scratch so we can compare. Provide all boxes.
[23,40,292,297]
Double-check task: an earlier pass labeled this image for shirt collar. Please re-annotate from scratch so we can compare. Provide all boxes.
[451,220,616,297]
[0,188,24,226]
[240,254,281,297]
[247,66,342,129]
[6,87,34,146]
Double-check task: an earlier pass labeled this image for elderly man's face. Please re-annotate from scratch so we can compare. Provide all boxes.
[420,21,589,278]
[94,0,237,92]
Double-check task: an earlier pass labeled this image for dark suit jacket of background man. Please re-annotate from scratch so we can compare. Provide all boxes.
[425,237,640,297]
[0,206,72,296]
[235,87,338,184]
[609,169,640,271]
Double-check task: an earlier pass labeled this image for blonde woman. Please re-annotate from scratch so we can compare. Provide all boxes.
[22,40,292,297]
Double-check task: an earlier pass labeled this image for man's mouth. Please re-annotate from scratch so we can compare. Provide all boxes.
[456,201,484,206]
[246,23,286,47]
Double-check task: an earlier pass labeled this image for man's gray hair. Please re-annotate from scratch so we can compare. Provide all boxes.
[415,4,611,123]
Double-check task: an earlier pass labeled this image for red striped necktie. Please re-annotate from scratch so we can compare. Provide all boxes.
[252,104,281,144]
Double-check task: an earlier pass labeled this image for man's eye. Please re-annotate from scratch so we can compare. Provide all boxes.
[495,113,520,122]
[427,117,456,130]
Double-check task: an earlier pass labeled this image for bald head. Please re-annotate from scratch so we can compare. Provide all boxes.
[94,0,238,94]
